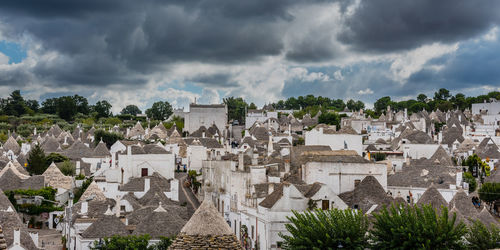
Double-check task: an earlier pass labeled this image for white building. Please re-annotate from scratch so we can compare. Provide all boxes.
[300,150,387,194]
[472,101,500,115]
[305,126,363,156]
[245,110,278,129]
[184,104,228,134]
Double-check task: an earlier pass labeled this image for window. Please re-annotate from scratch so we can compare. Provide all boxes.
[251,225,254,239]
[322,200,330,210]
[354,179,361,188]
[141,168,148,177]
[120,205,126,212]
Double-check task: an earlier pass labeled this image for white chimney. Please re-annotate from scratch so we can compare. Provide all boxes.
[268,183,274,194]
[144,178,151,193]
[238,153,244,169]
[13,229,20,246]
[202,132,206,138]
[127,145,132,156]
[116,196,121,217]
[76,161,81,175]
[456,171,463,187]
[81,201,88,216]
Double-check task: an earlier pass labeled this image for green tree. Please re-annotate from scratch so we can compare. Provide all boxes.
[41,98,58,114]
[370,205,467,249]
[27,144,47,175]
[417,94,427,103]
[121,105,142,116]
[93,100,112,119]
[463,172,477,192]
[248,102,257,110]
[91,235,151,250]
[45,153,69,166]
[223,97,247,123]
[57,96,78,121]
[151,236,174,250]
[465,220,500,249]
[374,96,392,114]
[25,100,39,112]
[318,112,340,127]
[5,90,27,116]
[280,208,369,249]
[146,101,172,120]
[434,88,451,101]
[478,182,500,208]
[94,129,124,148]
[73,95,90,115]
[58,161,75,176]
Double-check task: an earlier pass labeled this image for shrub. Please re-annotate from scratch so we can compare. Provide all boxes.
[465,219,500,249]
[463,172,477,192]
[370,205,467,249]
[280,209,369,249]
[58,161,75,176]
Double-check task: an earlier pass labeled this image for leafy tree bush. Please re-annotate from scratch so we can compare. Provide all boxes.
[58,161,75,176]
[280,208,369,249]
[463,172,477,192]
[45,153,69,166]
[146,101,172,121]
[91,235,151,250]
[478,182,500,208]
[94,129,124,148]
[223,97,247,123]
[318,112,340,127]
[73,177,94,203]
[27,144,47,175]
[5,187,62,215]
[465,220,500,250]
[93,100,112,119]
[370,205,467,249]
[121,105,142,116]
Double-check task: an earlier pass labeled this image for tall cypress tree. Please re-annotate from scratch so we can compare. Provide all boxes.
[27,144,47,175]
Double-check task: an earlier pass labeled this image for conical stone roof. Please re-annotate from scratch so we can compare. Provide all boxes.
[169,199,242,249]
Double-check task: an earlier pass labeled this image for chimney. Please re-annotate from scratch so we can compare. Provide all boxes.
[116,196,121,217]
[76,161,81,174]
[202,132,206,138]
[81,201,88,217]
[268,183,274,194]
[267,135,273,156]
[238,152,244,169]
[438,132,443,144]
[144,178,151,193]
[251,152,258,165]
[126,128,130,137]
[456,171,463,187]
[127,145,132,156]
[13,229,20,246]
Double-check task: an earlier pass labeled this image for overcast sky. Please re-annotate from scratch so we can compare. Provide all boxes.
[0,0,500,113]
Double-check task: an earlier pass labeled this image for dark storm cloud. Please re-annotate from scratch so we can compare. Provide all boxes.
[408,38,500,91]
[187,73,238,87]
[0,0,320,86]
[339,0,500,51]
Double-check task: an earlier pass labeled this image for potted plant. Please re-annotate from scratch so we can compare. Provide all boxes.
[28,217,35,228]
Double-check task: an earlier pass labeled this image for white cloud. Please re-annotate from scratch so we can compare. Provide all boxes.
[389,42,458,83]
[288,67,330,82]
[197,88,220,104]
[357,88,373,95]
[0,52,8,65]
[483,26,498,41]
